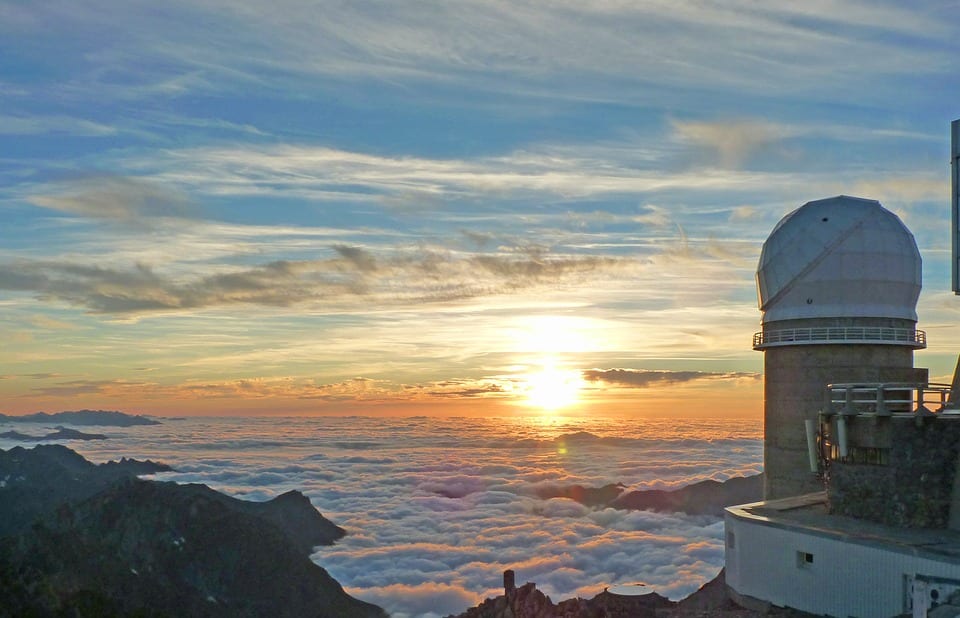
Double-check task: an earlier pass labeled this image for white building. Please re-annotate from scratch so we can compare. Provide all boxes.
[725,144,960,617]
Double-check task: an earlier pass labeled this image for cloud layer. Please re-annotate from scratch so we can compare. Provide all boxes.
[12,415,764,617]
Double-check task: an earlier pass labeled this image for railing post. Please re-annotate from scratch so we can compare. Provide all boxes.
[876,385,890,417]
[845,387,856,416]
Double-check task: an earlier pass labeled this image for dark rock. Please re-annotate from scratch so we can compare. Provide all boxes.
[198,487,346,555]
[0,444,171,538]
[450,570,819,618]
[0,479,383,617]
[447,579,675,618]
[0,445,384,617]
[0,409,161,426]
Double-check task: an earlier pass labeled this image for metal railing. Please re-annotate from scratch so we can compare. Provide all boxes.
[753,327,926,350]
[823,382,955,417]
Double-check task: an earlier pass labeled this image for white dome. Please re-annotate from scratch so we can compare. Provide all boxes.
[757,196,921,324]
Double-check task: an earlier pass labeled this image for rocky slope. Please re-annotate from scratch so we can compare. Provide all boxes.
[0,445,385,618]
[448,569,816,618]
[0,444,172,538]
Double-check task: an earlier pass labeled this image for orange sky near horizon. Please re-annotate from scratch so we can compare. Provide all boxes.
[2,3,959,420]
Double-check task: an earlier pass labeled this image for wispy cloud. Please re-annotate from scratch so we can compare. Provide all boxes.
[5,1,950,107]
[669,118,791,168]
[0,245,630,315]
[30,176,194,222]
[0,114,117,136]
[126,144,820,205]
[583,368,760,388]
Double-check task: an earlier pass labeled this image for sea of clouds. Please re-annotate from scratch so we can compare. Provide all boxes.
[0,415,762,618]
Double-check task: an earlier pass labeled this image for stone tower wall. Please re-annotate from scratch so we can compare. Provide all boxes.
[827,417,960,528]
[763,342,920,499]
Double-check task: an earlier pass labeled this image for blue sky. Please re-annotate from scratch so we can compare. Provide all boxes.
[2,1,959,416]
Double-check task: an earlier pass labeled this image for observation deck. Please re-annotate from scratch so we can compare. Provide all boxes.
[752,326,926,350]
[823,382,955,418]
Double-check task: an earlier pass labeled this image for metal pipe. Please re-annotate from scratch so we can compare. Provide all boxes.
[804,419,819,473]
[836,417,849,458]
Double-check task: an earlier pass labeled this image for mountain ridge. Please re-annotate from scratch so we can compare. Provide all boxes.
[0,444,385,618]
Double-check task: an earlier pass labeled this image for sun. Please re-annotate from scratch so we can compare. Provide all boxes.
[524,363,584,411]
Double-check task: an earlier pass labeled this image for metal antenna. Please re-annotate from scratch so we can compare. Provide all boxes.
[952,120,960,293]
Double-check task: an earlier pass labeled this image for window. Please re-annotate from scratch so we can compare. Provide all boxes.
[796,551,814,569]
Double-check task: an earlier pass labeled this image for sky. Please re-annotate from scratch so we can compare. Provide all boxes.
[2,1,960,417]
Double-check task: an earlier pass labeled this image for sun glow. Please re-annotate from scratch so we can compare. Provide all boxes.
[524,363,584,410]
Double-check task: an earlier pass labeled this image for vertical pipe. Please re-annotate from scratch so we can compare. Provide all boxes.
[836,417,849,458]
[804,419,819,473]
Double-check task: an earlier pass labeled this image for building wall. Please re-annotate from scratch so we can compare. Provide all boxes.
[725,509,960,617]
[763,340,919,499]
[828,417,960,528]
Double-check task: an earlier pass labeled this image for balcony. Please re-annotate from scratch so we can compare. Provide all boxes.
[752,327,926,350]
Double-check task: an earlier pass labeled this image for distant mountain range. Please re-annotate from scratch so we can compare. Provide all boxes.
[1,426,108,441]
[0,445,385,617]
[535,474,764,516]
[0,409,161,426]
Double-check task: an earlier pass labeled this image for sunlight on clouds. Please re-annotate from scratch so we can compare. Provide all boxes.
[508,315,602,355]
[523,362,584,411]
[30,176,192,222]
[670,118,791,168]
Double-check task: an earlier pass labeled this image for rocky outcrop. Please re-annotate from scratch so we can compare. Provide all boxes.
[450,580,675,618]
[0,445,385,618]
[0,444,172,538]
[0,409,161,426]
[450,570,817,618]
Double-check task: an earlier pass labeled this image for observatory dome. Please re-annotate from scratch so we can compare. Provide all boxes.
[757,196,921,324]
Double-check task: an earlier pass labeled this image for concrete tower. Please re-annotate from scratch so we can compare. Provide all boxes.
[754,195,926,499]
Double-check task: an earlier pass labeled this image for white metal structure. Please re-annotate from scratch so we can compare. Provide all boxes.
[757,196,921,324]
[753,326,925,349]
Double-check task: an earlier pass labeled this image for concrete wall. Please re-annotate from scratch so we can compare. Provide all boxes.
[725,508,960,617]
[763,341,919,499]
[760,315,922,500]
[827,417,960,528]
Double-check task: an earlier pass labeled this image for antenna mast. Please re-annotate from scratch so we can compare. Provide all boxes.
[953,120,960,293]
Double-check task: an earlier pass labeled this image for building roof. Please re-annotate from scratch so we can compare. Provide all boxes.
[727,493,960,563]
[756,196,921,324]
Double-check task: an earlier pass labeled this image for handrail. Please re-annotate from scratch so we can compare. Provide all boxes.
[753,327,926,350]
[823,382,955,417]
